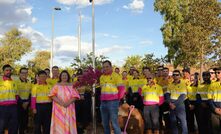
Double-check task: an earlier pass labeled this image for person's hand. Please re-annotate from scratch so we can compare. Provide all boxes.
[59,100,65,106]
[189,104,195,110]
[215,108,221,115]
[33,109,37,114]
[22,102,29,110]
[169,103,176,110]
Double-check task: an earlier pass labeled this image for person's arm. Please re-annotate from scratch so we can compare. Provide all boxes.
[174,94,186,106]
[51,96,64,106]
[63,97,76,108]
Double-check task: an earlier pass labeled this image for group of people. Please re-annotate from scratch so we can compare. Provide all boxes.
[0,60,221,134]
[109,65,221,134]
[0,64,80,134]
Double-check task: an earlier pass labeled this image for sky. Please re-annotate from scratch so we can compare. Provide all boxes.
[0,0,167,68]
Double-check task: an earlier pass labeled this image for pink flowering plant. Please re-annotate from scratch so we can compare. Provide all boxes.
[73,66,102,92]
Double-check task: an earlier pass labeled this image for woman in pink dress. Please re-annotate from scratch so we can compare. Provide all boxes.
[49,70,80,134]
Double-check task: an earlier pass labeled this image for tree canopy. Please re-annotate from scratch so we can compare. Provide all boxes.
[154,0,221,68]
[0,28,32,70]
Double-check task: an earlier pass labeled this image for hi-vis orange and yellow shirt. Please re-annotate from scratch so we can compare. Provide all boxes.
[197,83,209,101]
[187,86,197,101]
[141,84,164,106]
[100,72,125,101]
[16,80,32,101]
[166,81,187,100]
[31,84,52,109]
[0,79,18,105]
[128,79,146,93]
[208,82,221,102]
[46,78,58,87]
[157,77,173,93]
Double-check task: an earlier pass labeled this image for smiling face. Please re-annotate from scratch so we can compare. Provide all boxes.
[61,72,68,83]
[102,62,112,74]
[3,67,12,77]
[20,69,28,80]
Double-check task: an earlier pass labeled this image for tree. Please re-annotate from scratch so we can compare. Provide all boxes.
[142,53,162,71]
[0,28,32,70]
[123,55,142,71]
[154,0,221,70]
[28,51,50,75]
[71,52,108,70]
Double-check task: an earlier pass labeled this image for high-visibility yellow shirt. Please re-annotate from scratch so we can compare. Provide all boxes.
[167,81,187,100]
[31,84,52,103]
[141,84,164,105]
[46,78,58,87]
[128,78,146,93]
[122,78,129,90]
[100,72,124,101]
[187,86,197,101]
[0,80,18,105]
[127,75,133,80]
[208,82,221,102]
[197,83,209,100]
[181,78,191,86]
[157,77,173,93]
[16,80,32,101]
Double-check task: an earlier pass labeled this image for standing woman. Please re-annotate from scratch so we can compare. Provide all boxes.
[49,70,80,134]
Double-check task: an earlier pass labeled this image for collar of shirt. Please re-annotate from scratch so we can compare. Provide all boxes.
[103,70,113,75]
[2,75,12,81]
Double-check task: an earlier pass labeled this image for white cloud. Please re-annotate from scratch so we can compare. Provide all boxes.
[0,0,35,34]
[139,39,153,45]
[32,17,37,23]
[123,0,144,13]
[96,45,131,56]
[101,33,119,38]
[56,0,113,7]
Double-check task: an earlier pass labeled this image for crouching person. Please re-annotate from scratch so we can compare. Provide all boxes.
[141,73,164,134]
[31,70,52,134]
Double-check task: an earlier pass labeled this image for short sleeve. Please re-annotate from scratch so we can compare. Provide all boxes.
[48,85,58,97]
[71,87,80,99]
[31,85,37,97]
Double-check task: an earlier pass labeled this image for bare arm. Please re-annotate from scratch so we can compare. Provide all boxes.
[51,96,64,106]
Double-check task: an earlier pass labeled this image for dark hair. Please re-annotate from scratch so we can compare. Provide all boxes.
[157,65,164,70]
[133,69,139,74]
[122,70,127,73]
[182,68,190,74]
[52,66,59,69]
[2,64,12,71]
[173,70,181,75]
[58,70,71,83]
[142,66,151,71]
[115,67,119,70]
[102,60,112,67]
[44,68,50,72]
[163,67,169,71]
[19,67,28,73]
[215,67,221,71]
[37,70,47,76]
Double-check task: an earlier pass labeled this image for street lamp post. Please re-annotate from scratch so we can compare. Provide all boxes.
[89,0,96,133]
[51,7,61,77]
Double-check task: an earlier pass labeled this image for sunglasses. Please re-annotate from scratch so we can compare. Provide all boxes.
[173,74,180,76]
[146,77,152,79]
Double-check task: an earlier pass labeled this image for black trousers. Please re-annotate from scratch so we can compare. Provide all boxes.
[18,102,29,134]
[211,112,221,134]
[34,103,52,134]
[0,105,18,134]
[195,103,212,134]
